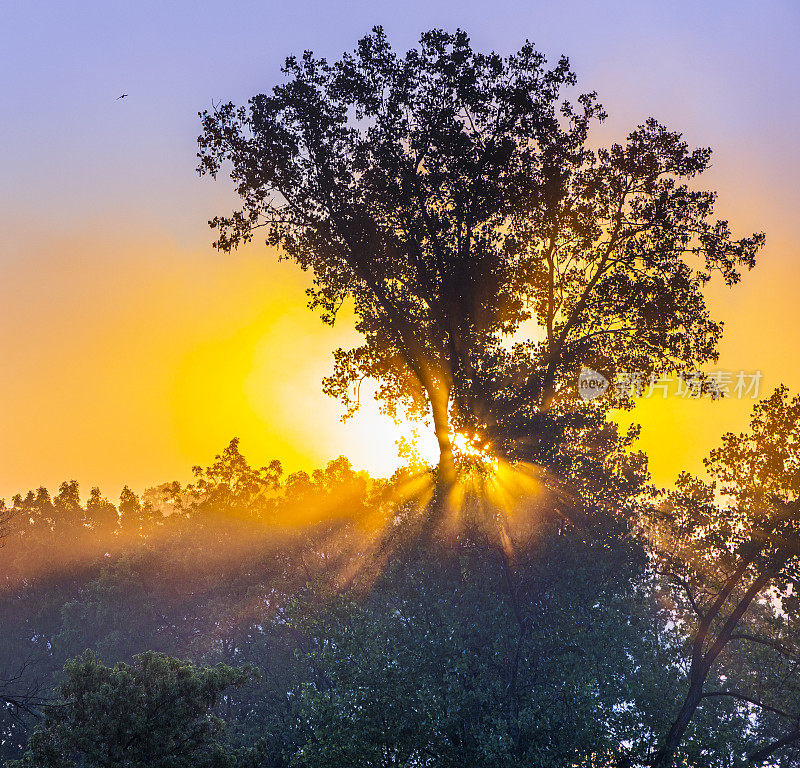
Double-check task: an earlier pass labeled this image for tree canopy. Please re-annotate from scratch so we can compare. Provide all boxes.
[649,386,800,765]
[198,26,762,481]
[11,651,260,768]
[2,389,800,765]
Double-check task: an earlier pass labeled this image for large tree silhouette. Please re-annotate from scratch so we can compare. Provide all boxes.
[198,27,762,484]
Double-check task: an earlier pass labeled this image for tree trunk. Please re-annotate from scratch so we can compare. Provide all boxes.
[650,678,705,767]
[422,381,458,541]
[651,564,777,767]
[429,384,456,493]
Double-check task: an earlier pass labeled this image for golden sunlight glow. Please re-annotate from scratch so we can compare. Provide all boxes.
[451,431,498,466]
[2,180,796,501]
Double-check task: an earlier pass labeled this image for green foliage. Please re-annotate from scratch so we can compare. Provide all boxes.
[11,651,260,768]
[2,22,788,768]
[55,559,166,662]
[3,413,800,765]
[647,387,800,766]
[290,536,670,768]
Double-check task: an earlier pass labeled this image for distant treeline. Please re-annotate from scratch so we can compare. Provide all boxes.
[0,439,391,585]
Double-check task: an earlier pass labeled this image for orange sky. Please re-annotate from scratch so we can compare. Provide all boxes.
[1,170,797,501]
[2,2,799,501]
[0,219,432,498]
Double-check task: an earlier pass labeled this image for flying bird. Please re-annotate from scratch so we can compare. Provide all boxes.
[117,93,128,100]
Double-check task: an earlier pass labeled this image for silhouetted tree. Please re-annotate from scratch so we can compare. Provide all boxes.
[118,485,147,538]
[85,487,117,535]
[181,438,282,525]
[198,27,762,487]
[0,500,11,544]
[52,481,83,534]
[15,488,54,533]
[3,437,800,765]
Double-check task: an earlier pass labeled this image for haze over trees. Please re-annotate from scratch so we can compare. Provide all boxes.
[4,27,799,768]
[4,405,800,766]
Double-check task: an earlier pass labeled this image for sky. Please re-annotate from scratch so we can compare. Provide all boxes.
[1,0,799,500]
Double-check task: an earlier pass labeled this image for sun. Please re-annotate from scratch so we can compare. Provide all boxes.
[349,407,441,474]
[451,431,497,466]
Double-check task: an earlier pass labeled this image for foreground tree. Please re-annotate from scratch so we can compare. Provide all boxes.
[198,27,762,484]
[649,386,800,766]
[11,651,261,768]
[288,513,686,768]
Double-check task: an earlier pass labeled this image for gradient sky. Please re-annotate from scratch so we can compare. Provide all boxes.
[2,0,799,500]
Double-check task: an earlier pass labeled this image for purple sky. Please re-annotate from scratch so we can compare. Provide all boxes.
[2,1,799,498]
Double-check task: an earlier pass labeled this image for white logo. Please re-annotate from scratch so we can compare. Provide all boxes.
[577,368,609,401]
